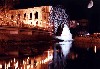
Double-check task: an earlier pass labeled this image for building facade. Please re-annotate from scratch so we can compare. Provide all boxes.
[0,6,52,30]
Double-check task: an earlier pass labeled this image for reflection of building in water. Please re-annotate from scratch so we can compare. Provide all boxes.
[56,41,72,58]
[52,41,72,69]
[0,6,52,30]
[53,41,72,60]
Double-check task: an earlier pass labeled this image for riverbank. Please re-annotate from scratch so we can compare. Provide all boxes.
[74,36,100,49]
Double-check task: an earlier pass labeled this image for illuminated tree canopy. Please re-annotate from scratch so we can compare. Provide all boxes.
[49,5,69,35]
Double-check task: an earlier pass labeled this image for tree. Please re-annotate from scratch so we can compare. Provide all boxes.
[49,5,69,35]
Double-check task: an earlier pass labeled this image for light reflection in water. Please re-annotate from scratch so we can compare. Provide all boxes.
[2,49,53,69]
[52,41,72,69]
[54,41,72,60]
[58,41,72,58]
[0,41,73,69]
[94,46,97,53]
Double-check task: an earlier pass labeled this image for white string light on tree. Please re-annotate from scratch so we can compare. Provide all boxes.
[49,5,69,35]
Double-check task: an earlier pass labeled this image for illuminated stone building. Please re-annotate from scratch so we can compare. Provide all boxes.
[0,6,52,30]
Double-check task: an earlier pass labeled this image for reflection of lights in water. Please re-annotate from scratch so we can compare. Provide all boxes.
[55,24,73,41]
[11,60,12,63]
[23,60,25,64]
[40,61,41,64]
[59,41,72,57]
[21,67,22,69]
[27,65,30,69]
[24,65,25,69]
[94,46,97,53]
[3,49,53,69]
[8,62,10,68]
[58,41,72,58]
[15,61,18,69]
[28,57,29,59]
[40,50,53,64]
[31,65,33,69]
[27,57,29,64]
[14,58,15,62]
[42,60,44,64]
[0,64,2,69]
[34,61,38,67]
[5,63,6,69]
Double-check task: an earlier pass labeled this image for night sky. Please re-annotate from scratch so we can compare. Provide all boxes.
[14,0,100,33]
[15,0,90,19]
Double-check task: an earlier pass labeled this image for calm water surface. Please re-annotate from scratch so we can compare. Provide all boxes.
[0,41,100,69]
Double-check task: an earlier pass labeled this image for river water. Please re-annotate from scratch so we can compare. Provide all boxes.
[0,40,100,69]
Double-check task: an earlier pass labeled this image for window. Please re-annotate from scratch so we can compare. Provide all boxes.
[24,13,26,19]
[35,12,38,19]
[11,15,14,19]
[31,22,32,24]
[30,13,32,20]
[18,14,20,19]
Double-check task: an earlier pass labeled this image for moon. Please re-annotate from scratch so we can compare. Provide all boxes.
[88,0,93,8]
